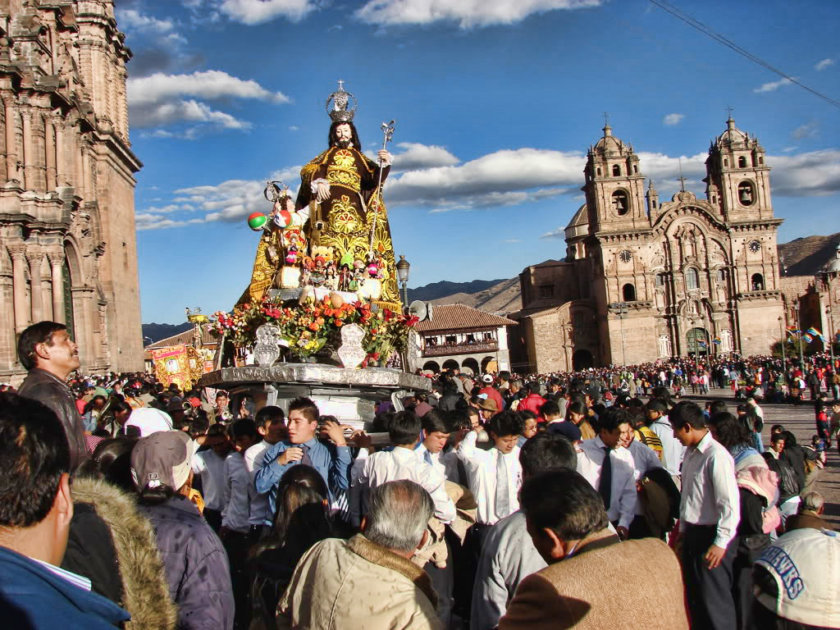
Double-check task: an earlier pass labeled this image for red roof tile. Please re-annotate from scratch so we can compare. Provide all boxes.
[415,304,516,333]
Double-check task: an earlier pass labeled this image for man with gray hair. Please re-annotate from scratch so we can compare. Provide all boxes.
[785,491,833,532]
[277,480,441,629]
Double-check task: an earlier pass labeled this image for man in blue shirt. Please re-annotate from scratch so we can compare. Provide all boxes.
[255,397,351,524]
[0,392,129,628]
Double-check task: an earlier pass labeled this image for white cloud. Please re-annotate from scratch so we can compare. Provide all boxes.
[792,120,819,140]
[117,9,176,33]
[391,142,459,171]
[355,0,603,28]
[216,0,317,24]
[134,145,840,230]
[815,58,835,71]
[753,77,794,93]
[663,113,684,126]
[128,70,289,107]
[128,70,290,133]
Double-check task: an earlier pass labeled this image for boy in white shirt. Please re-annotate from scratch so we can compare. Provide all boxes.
[457,410,523,531]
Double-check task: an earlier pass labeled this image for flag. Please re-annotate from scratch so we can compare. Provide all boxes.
[712,338,721,345]
[806,327,827,343]
[803,333,814,344]
[786,326,800,338]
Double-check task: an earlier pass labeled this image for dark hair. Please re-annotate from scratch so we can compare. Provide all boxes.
[487,410,524,438]
[520,469,608,541]
[445,409,470,432]
[781,431,798,447]
[288,397,319,424]
[231,418,258,441]
[669,401,706,431]
[520,433,577,478]
[389,411,421,446]
[328,120,362,151]
[566,400,586,419]
[17,321,67,370]
[770,424,785,435]
[770,432,786,445]
[421,409,448,434]
[708,400,728,417]
[540,400,561,418]
[206,423,228,439]
[645,399,668,414]
[0,392,71,526]
[708,413,750,449]
[255,405,285,430]
[597,407,631,433]
[78,437,138,493]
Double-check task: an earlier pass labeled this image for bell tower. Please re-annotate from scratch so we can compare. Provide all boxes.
[582,124,648,234]
[705,116,773,222]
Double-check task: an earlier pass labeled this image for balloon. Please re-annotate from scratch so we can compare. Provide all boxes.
[273,209,292,228]
[248,212,267,231]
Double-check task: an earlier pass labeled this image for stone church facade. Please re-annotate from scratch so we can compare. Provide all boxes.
[0,0,142,381]
[514,118,785,373]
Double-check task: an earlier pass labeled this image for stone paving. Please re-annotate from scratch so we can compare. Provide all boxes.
[683,387,839,529]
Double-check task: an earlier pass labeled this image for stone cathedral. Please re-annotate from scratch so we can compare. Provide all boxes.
[0,0,142,381]
[516,118,785,372]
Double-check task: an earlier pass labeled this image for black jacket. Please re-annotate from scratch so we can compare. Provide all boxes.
[18,368,87,470]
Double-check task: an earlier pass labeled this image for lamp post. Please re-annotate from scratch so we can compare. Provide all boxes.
[827,305,836,368]
[794,303,804,366]
[396,255,411,310]
[609,302,628,366]
[778,316,785,365]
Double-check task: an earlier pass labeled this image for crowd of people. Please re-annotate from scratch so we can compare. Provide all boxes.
[0,319,838,629]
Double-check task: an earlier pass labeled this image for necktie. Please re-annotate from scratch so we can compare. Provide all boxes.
[424,450,433,466]
[300,444,312,467]
[495,450,510,520]
[598,446,612,510]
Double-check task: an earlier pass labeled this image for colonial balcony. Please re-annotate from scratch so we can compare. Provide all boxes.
[422,341,499,357]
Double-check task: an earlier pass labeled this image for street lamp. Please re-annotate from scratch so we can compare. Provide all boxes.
[396,255,411,309]
[827,305,836,367]
[609,302,628,366]
[794,302,804,366]
[778,316,785,365]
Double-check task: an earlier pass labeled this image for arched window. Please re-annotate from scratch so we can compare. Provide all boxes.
[612,164,621,176]
[611,190,629,215]
[596,167,602,176]
[738,156,747,168]
[685,268,699,290]
[622,283,636,301]
[738,181,755,206]
[751,273,764,291]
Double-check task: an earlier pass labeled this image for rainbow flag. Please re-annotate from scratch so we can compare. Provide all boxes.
[803,333,814,344]
[806,327,827,343]
[712,338,721,345]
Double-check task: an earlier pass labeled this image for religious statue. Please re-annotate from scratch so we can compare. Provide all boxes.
[295,82,400,307]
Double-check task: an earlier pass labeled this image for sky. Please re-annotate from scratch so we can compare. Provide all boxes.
[119,0,840,324]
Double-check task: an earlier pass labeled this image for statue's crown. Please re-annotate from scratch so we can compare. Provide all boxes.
[325,80,356,123]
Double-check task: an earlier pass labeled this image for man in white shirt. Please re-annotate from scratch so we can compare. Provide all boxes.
[576,408,636,539]
[243,406,286,536]
[671,401,740,630]
[414,409,452,479]
[225,419,259,630]
[191,423,230,531]
[646,399,684,484]
[457,410,524,530]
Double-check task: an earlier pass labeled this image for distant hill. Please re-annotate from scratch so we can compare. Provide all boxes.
[407,279,507,303]
[779,233,840,276]
[142,322,192,344]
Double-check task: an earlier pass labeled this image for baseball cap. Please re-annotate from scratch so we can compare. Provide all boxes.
[481,374,493,384]
[125,408,174,437]
[754,528,840,628]
[131,431,197,492]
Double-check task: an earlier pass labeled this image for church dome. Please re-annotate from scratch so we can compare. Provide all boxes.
[715,116,750,149]
[824,243,840,274]
[592,124,630,157]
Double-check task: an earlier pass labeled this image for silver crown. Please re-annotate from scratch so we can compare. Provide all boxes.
[325,80,357,123]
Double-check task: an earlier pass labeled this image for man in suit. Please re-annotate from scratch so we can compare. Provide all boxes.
[499,469,688,629]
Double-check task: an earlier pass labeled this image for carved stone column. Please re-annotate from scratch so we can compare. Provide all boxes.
[8,244,29,332]
[21,111,32,190]
[4,100,17,183]
[55,120,66,186]
[48,249,66,324]
[27,247,45,323]
[45,118,56,190]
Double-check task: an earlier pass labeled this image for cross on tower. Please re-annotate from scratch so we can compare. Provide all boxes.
[678,158,686,192]
[726,105,734,119]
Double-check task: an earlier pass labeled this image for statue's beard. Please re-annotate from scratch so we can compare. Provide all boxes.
[336,140,353,149]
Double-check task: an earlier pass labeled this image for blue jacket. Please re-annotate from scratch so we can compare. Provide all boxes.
[139,496,234,629]
[0,545,129,628]
[255,437,351,524]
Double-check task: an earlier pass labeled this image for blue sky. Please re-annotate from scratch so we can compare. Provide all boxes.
[121,0,840,324]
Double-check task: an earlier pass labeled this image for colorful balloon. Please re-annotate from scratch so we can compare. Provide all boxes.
[248,212,267,231]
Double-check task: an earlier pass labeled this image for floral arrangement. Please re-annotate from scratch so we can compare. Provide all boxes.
[212,295,418,364]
